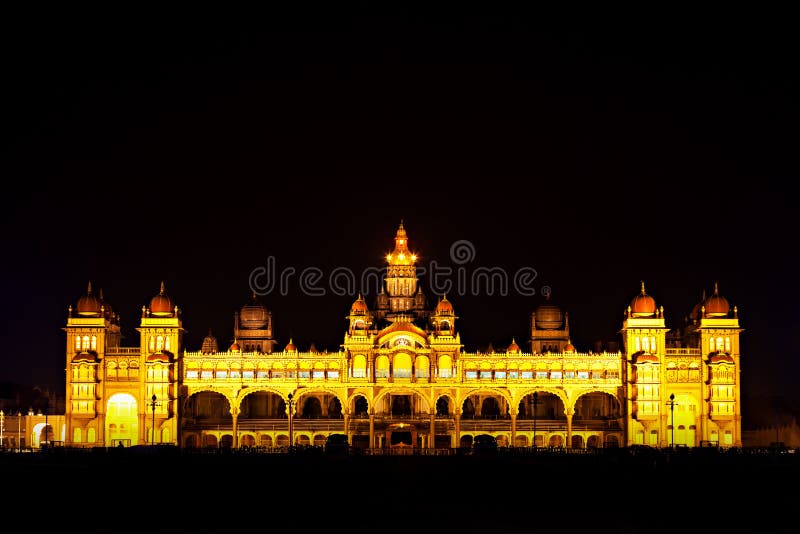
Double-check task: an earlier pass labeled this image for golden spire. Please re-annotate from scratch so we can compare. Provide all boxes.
[714,281,719,295]
[87,281,93,294]
[640,280,646,294]
[160,281,166,295]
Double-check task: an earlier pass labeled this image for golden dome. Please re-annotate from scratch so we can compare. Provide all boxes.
[634,353,659,364]
[76,281,102,316]
[350,294,368,315]
[285,338,297,352]
[240,293,269,329]
[507,338,520,353]
[534,295,563,329]
[386,221,417,265]
[709,353,734,364]
[229,341,241,352]
[630,281,656,317]
[703,282,730,318]
[149,281,175,317]
[201,331,218,354]
[564,340,575,352]
[435,295,454,315]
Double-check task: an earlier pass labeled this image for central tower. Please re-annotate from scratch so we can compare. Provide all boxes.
[375,222,427,323]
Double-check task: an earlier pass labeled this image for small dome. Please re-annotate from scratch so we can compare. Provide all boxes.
[350,294,368,315]
[149,281,175,317]
[534,295,563,329]
[72,351,97,363]
[435,295,454,315]
[201,331,218,354]
[564,340,576,352]
[703,282,730,318]
[229,341,241,352]
[507,338,521,353]
[630,281,656,317]
[76,281,102,316]
[147,351,172,363]
[240,293,269,329]
[285,338,297,352]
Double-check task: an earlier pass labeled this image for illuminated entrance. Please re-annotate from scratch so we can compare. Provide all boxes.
[106,393,139,446]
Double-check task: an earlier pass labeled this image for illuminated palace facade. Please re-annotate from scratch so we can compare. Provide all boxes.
[63,224,743,450]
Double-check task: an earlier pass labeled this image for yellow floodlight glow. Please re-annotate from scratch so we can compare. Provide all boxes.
[386,254,392,262]
[398,253,405,260]
[411,254,417,261]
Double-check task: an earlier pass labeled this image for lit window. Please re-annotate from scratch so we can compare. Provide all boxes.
[149,337,155,351]
[642,337,649,352]
[91,336,97,350]
[550,371,562,380]
[75,337,81,350]
[156,336,164,351]
[508,371,519,379]
[353,368,366,378]
[578,371,589,379]
[257,371,268,378]
[480,371,492,379]
[564,371,575,379]
[165,337,171,351]
[83,336,90,350]
[416,368,429,378]
[521,371,533,379]
[313,371,325,379]
[327,370,339,379]
[230,370,240,378]
[439,368,451,378]
[710,338,715,353]
[650,337,656,352]
[495,371,506,379]
[201,370,213,379]
[635,337,641,352]
[242,371,254,379]
[465,371,478,379]
[186,370,198,379]
[725,337,731,353]
[536,371,548,379]
[216,370,227,379]
[299,371,310,379]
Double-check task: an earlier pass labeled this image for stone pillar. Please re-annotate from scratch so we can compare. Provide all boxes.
[232,412,238,448]
[369,414,375,449]
[566,412,573,449]
[344,411,350,445]
[429,413,436,449]
[510,413,517,446]
[453,413,461,448]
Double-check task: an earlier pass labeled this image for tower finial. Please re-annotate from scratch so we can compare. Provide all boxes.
[99,288,104,301]
[640,280,646,294]
[714,281,719,295]
[160,281,165,295]
[87,281,93,294]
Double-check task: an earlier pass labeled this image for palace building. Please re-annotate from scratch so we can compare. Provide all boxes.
[62,223,743,450]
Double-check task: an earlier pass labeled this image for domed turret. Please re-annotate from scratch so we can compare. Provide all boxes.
[149,281,175,317]
[564,339,576,352]
[507,338,520,353]
[201,330,218,354]
[435,295,454,315]
[284,338,297,352]
[534,295,563,330]
[229,341,241,352]
[703,282,730,318]
[350,294,368,315]
[76,281,102,316]
[630,281,656,317]
[240,293,270,329]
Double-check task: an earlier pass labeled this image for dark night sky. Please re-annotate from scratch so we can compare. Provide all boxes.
[2,11,797,400]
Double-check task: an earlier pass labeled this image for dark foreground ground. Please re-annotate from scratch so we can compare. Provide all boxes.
[3,447,799,533]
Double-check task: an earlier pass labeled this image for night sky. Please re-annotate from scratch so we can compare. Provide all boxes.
[2,12,797,401]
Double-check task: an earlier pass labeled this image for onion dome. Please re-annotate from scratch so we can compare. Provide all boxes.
[350,293,368,315]
[285,338,298,352]
[149,281,175,317]
[564,339,576,352]
[147,351,173,363]
[435,295,454,315]
[709,353,735,364]
[76,281,102,316]
[229,340,241,352]
[703,282,730,318]
[630,281,656,317]
[634,353,659,364]
[534,295,563,330]
[201,330,218,354]
[240,292,269,329]
[72,351,97,363]
[507,338,521,353]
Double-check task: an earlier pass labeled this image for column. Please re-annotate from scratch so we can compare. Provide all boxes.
[510,413,517,446]
[429,413,436,449]
[369,414,375,449]
[566,412,573,449]
[232,412,239,449]
[344,411,350,445]
[453,413,461,448]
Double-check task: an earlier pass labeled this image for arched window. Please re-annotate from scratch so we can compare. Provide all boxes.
[149,337,155,351]
[352,355,367,378]
[724,337,731,353]
[635,336,641,352]
[156,336,164,351]
[75,336,81,350]
[82,336,90,350]
[165,337,171,351]
[90,336,97,350]
[642,337,649,352]
[73,427,82,443]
